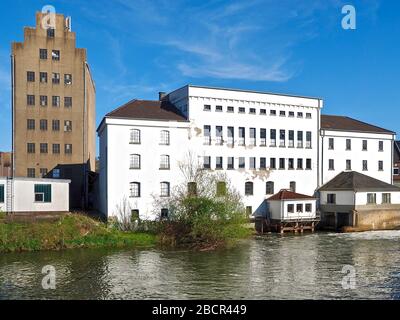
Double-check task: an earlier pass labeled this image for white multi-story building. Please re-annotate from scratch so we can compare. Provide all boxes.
[98,85,395,220]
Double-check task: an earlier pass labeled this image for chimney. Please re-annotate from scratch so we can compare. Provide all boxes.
[159,92,167,101]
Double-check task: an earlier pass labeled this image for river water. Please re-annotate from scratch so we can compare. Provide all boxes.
[1,231,400,300]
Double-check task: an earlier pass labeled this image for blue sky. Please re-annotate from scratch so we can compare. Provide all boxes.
[0,0,399,152]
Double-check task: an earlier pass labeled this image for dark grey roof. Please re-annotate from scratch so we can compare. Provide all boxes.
[318,171,400,192]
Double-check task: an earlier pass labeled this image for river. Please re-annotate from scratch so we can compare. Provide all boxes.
[1,231,400,300]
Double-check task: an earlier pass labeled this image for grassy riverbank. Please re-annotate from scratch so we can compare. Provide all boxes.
[0,213,157,253]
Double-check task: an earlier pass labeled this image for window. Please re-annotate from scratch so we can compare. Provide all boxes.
[362,140,368,151]
[346,160,352,171]
[379,141,384,151]
[305,204,312,212]
[296,204,303,213]
[378,161,384,171]
[52,96,60,107]
[27,119,35,130]
[249,157,256,170]
[270,110,276,116]
[27,95,35,106]
[289,111,295,118]
[216,157,223,169]
[161,209,169,219]
[27,168,35,178]
[27,71,35,82]
[204,125,211,145]
[297,112,303,118]
[52,144,60,154]
[216,105,223,112]
[394,168,399,175]
[297,159,303,170]
[246,206,253,216]
[40,168,48,178]
[64,74,72,85]
[260,129,267,146]
[52,120,60,131]
[130,129,141,144]
[288,130,294,147]
[40,143,48,154]
[34,184,52,203]
[245,182,254,196]
[40,95,48,107]
[27,143,35,154]
[64,97,72,108]
[279,130,285,147]
[306,159,312,170]
[39,49,47,59]
[327,194,336,204]
[131,210,140,221]
[160,182,170,197]
[382,193,391,204]
[64,120,72,132]
[306,131,312,148]
[203,156,211,169]
[239,157,245,169]
[306,113,312,119]
[216,182,227,197]
[328,138,334,150]
[40,119,48,131]
[130,182,141,198]
[270,129,276,147]
[328,159,334,170]
[279,158,285,170]
[65,144,73,154]
[160,130,170,145]
[188,182,197,196]
[270,158,276,170]
[346,139,351,150]
[0,185,4,203]
[266,181,274,195]
[367,193,376,204]
[228,157,234,170]
[239,127,245,146]
[203,104,211,111]
[280,111,286,117]
[130,154,141,169]
[216,126,223,145]
[249,108,256,114]
[239,107,245,113]
[287,204,294,213]
[227,127,234,145]
[290,181,296,192]
[249,128,256,146]
[288,158,294,170]
[227,106,234,113]
[260,109,266,115]
[40,72,48,83]
[52,169,61,178]
[47,28,55,38]
[297,131,303,148]
[260,157,266,170]
[52,50,60,61]
[52,72,60,84]
[362,160,368,171]
[160,155,170,170]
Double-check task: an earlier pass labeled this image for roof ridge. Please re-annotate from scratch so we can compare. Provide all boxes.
[106,98,138,117]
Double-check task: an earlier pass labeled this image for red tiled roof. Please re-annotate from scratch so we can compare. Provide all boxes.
[106,99,187,122]
[267,189,315,201]
[321,115,394,134]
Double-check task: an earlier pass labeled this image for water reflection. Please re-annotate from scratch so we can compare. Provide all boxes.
[1,231,400,300]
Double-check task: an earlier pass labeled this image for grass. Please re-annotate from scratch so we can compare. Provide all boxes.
[0,214,157,253]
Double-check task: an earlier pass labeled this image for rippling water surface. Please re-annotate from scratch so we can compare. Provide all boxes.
[1,231,400,300]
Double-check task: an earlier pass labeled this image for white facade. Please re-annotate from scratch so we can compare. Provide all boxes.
[320,129,394,185]
[269,198,317,221]
[320,190,400,207]
[0,177,70,213]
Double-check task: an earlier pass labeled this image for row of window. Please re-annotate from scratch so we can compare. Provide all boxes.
[27,143,72,155]
[203,157,313,171]
[203,104,313,119]
[130,182,171,198]
[26,95,72,108]
[287,203,313,213]
[328,159,384,171]
[328,138,384,152]
[129,154,170,170]
[27,71,72,85]
[27,168,49,178]
[27,119,72,132]
[0,183,52,201]
[130,129,170,145]
[203,126,312,148]
[327,193,391,205]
